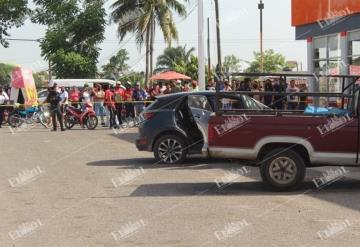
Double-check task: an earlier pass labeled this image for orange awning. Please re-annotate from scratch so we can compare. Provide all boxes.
[150,71,191,81]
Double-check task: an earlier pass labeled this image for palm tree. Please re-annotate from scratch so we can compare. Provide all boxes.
[156,45,195,72]
[111,0,189,86]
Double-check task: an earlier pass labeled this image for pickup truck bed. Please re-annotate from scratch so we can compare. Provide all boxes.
[206,114,357,165]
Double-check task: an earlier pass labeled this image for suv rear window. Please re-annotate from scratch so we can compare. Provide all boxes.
[146,96,185,111]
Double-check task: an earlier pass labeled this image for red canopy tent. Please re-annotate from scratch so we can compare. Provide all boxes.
[150,71,191,81]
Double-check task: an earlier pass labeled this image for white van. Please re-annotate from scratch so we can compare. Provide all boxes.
[48,79,117,88]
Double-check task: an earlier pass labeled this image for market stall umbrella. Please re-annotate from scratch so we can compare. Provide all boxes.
[150,71,191,81]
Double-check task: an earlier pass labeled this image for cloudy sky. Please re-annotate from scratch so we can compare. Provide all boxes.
[0,0,307,73]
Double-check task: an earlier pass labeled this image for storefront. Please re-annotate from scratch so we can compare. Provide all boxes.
[292,0,360,97]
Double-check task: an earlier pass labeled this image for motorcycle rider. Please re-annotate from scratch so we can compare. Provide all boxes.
[46,85,65,132]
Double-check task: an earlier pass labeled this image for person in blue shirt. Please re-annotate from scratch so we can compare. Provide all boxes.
[45,85,65,131]
[133,82,147,116]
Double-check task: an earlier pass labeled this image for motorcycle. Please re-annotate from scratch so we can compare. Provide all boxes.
[8,105,52,128]
[64,103,98,130]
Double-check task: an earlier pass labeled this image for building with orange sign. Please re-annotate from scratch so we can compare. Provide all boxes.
[292,0,360,93]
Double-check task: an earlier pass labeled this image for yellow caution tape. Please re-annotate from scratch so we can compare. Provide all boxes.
[0,100,154,107]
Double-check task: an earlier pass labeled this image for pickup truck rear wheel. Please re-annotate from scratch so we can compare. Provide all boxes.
[260,149,305,191]
[154,135,187,164]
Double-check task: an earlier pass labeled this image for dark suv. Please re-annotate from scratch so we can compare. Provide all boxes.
[136,91,269,164]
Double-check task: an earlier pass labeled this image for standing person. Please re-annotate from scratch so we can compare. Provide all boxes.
[206,78,215,90]
[299,84,308,111]
[133,82,146,116]
[45,86,65,132]
[159,82,166,94]
[252,83,261,102]
[171,80,182,93]
[221,80,232,110]
[286,80,300,110]
[0,87,9,128]
[114,82,125,126]
[149,84,160,100]
[273,79,286,110]
[123,82,135,118]
[191,80,199,92]
[264,79,273,107]
[243,78,252,92]
[69,86,80,108]
[163,82,172,94]
[223,80,232,92]
[93,84,106,126]
[59,86,69,113]
[81,86,92,111]
[183,82,191,92]
[104,85,116,128]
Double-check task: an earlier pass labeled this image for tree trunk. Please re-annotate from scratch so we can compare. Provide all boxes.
[149,16,155,78]
[145,22,151,88]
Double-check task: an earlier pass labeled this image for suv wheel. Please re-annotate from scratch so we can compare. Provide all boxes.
[154,135,187,164]
[260,148,305,191]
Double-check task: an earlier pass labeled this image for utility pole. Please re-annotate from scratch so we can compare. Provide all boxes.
[214,0,222,114]
[48,60,52,81]
[198,0,206,90]
[207,17,211,79]
[214,0,222,74]
[258,0,264,72]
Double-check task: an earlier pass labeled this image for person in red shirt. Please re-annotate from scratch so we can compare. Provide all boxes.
[149,84,160,100]
[123,82,134,118]
[69,86,80,108]
[113,82,125,126]
[104,85,116,128]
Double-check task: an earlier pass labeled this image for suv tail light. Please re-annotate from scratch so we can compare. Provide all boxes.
[143,112,156,120]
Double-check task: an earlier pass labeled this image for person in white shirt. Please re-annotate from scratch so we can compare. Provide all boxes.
[221,80,232,110]
[286,80,300,110]
[252,83,261,102]
[81,87,93,113]
[60,86,69,113]
[0,87,10,128]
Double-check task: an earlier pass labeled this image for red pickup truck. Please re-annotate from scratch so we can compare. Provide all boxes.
[198,73,360,191]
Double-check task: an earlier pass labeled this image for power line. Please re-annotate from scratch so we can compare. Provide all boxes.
[4,38,42,42]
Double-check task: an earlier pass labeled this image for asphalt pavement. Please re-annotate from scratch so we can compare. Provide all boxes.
[1,125,360,247]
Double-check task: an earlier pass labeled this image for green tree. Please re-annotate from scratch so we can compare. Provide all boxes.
[33,71,49,88]
[101,49,130,80]
[173,55,210,81]
[32,0,106,78]
[0,63,16,86]
[246,49,287,73]
[0,0,29,47]
[173,55,198,80]
[156,45,195,72]
[223,55,241,73]
[111,0,189,86]
[120,71,145,85]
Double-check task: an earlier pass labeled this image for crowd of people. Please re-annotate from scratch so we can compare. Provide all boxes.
[0,77,309,130]
[50,79,200,130]
[206,77,309,110]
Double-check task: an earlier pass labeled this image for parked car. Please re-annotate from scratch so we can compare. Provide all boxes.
[136,91,270,164]
[37,89,48,104]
